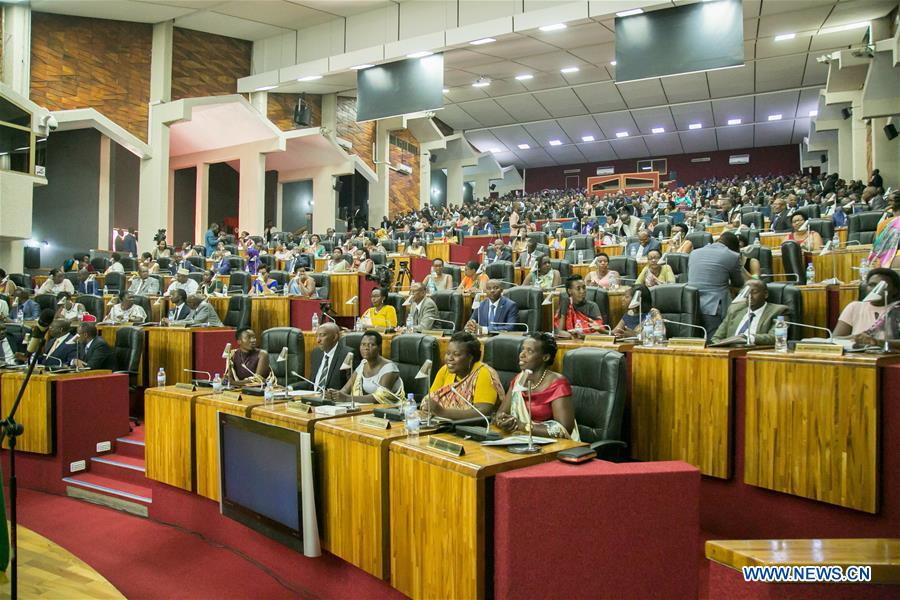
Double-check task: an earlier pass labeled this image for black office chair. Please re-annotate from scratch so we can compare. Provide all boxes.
[157,257,172,272]
[665,253,690,284]
[321,240,336,252]
[149,274,165,293]
[779,241,806,284]
[649,284,701,338]
[741,211,764,230]
[563,347,627,459]
[371,251,386,266]
[766,283,804,340]
[258,254,276,271]
[794,205,820,220]
[652,222,672,239]
[442,264,462,287]
[503,286,543,333]
[549,259,571,280]
[228,272,251,294]
[485,260,514,284]
[186,256,205,271]
[224,295,251,329]
[526,232,548,245]
[809,218,834,243]
[743,246,774,277]
[269,270,288,290]
[341,331,364,360]
[78,294,105,320]
[226,256,246,272]
[120,257,138,272]
[187,273,204,284]
[391,334,438,402]
[309,272,331,300]
[564,244,595,264]
[4,324,27,350]
[607,256,638,281]
[9,274,31,290]
[387,292,407,324]
[132,295,152,320]
[34,294,56,313]
[482,335,525,390]
[224,244,239,255]
[90,257,110,272]
[586,287,610,324]
[686,231,713,250]
[430,291,463,332]
[195,246,207,257]
[847,212,882,245]
[64,272,79,288]
[104,272,126,294]
[113,326,144,388]
[380,239,398,253]
[249,235,265,247]
[261,327,304,386]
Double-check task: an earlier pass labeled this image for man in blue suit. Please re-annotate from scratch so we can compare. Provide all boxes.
[40,320,78,367]
[464,280,519,333]
[625,230,662,259]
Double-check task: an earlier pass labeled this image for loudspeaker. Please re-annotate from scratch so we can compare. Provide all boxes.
[292,97,311,127]
[24,247,40,269]
[885,123,898,141]
[429,153,437,163]
[332,179,344,192]
[820,154,827,163]
[841,107,852,120]
[489,183,496,191]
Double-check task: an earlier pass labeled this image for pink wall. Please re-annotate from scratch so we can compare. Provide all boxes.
[523,144,801,192]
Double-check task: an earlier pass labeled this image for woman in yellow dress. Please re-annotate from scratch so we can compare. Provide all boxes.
[422,331,504,420]
[359,287,397,328]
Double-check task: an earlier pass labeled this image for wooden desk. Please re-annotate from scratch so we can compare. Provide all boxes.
[389,433,582,599]
[607,287,629,326]
[812,245,871,283]
[0,370,111,453]
[143,385,215,491]
[249,295,291,337]
[759,232,789,249]
[744,351,900,513]
[249,400,376,435]
[195,392,271,501]
[631,346,746,478]
[146,327,233,385]
[314,415,409,580]
[706,538,900,584]
[797,284,829,331]
[207,296,229,322]
[329,272,359,317]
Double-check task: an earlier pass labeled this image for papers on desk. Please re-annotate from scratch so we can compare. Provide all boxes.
[482,435,555,446]
[802,337,851,349]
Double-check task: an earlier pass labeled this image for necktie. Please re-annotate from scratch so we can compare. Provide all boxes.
[316,354,330,389]
[738,312,755,335]
[488,303,496,328]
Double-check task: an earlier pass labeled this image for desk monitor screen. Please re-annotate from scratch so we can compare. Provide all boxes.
[219,414,302,551]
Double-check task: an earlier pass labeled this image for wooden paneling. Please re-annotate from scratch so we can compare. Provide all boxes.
[336,97,375,171]
[706,538,900,584]
[425,242,450,263]
[813,245,871,283]
[744,351,899,513]
[798,284,829,330]
[30,13,152,141]
[147,328,194,385]
[249,296,291,338]
[759,232,790,249]
[250,402,376,435]
[144,386,214,491]
[630,347,742,478]
[836,283,859,317]
[389,129,420,217]
[171,27,251,100]
[267,93,321,131]
[329,272,360,317]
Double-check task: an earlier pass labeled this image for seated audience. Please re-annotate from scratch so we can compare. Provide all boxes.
[585,252,619,288]
[74,323,115,370]
[555,275,605,339]
[671,223,693,253]
[152,240,171,260]
[198,270,225,295]
[457,261,488,295]
[38,320,78,367]
[227,327,271,384]
[422,331,503,420]
[184,294,223,326]
[163,289,191,323]
[288,267,317,297]
[406,237,427,258]
[0,269,17,296]
[305,323,350,391]
[465,279,519,333]
[516,238,542,269]
[486,238,511,263]
[324,330,401,404]
[355,248,374,274]
[626,230,661,259]
[165,268,199,296]
[107,293,147,324]
[711,280,787,345]
[611,285,664,338]
[834,268,899,349]
[402,283,438,332]
[38,269,75,296]
[129,266,160,295]
[523,255,560,290]
[424,258,453,291]
[0,323,20,366]
[104,253,125,274]
[55,292,87,321]
[787,212,823,251]
[360,287,397,329]
[76,268,99,295]
[325,248,349,273]
[636,249,676,287]
[252,265,278,295]
[10,289,40,322]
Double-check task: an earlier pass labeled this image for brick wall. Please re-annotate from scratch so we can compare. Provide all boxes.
[390,129,420,217]
[336,96,375,171]
[171,27,251,100]
[30,12,152,141]
[267,93,321,131]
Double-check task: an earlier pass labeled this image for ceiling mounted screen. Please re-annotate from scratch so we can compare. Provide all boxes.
[614,0,743,83]
[356,54,444,123]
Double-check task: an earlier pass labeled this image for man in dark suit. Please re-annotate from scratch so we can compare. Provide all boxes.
[306,322,350,392]
[40,320,78,367]
[625,230,662,259]
[711,280,787,346]
[121,229,138,257]
[768,197,792,232]
[74,323,115,370]
[465,280,520,333]
[687,231,746,338]
[486,239,512,263]
[164,289,191,324]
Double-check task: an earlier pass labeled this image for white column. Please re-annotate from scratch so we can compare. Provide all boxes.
[321,94,337,131]
[871,117,899,189]
[150,21,173,104]
[249,91,268,116]
[311,170,337,234]
[98,136,111,250]
[446,163,464,207]
[239,153,267,234]
[472,174,491,200]
[138,109,171,253]
[1,4,31,96]
[419,148,432,209]
[850,98,868,182]
[194,162,210,243]
[836,119,853,180]
[368,120,391,226]
[275,181,284,230]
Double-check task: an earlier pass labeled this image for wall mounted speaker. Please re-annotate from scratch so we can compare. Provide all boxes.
[885,123,898,141]
[332,179,344,192]
[841,107,852,120]
[820,155,827,163]
[24,247,40,269]
[293,95,311,127]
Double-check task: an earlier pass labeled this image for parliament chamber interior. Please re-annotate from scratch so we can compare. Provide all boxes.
[0,0,898,598]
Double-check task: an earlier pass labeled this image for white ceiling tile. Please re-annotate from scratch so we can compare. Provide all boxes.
[660,72,710,104]
[494,94,552,122]
[678,129,718,153]
[754,90,800,121]
[791,118,811,144]
[744,18,759,40]
[568,42,615,66]
[759,1,831,16]
[716,124,754,150]
[577,141,618,162]
[515,50,592,72]
[616,78,668,109]
[174,10,289,40]
[609,137,650,159]
[821,0,897,27]
[445,85,490,102]
[758,7,832,37]
[712,96,755,126]
[797,88,820,118]
[557,114,602,142]
[558,65,611,86]
[808,27,868,51]
[573,81,626,113]
[592,111,639,139]
[545,144,588,164]
[444,49,503,69]
[643,132,684,156]
[669,101,714,131]
[531,88,588,118]
[515,147,556,167]
[484,79,533,96]
[473,36,561,60]
[523,121,572,145]
[436,105,482,130]
[755,54,806,92]
[214,1,333,28]
[755,35,812,59]
[754,120,794,146]
[31,0,196,22]
[465,130,507,153]
[801,53,829,86]
[743,0,762,18]
[707,63,756,98]
[529,21,614,49]
[630,106,676,135]
[491,125,539,149]
[519,71,570,91]
[459,99,517,127]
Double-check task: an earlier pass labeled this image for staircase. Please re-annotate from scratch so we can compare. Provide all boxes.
[63,425,153,517]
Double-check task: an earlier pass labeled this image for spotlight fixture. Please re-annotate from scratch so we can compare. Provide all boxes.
[297,75,322,82]
[808,110,818,117]
[548,140,562,146]
[610,61,617,66]
[517,144,531,150]
[560,67,580,74]
[472,77,491,88]
[407,50,434,59]
[515,74,534,81]
[768,114,783,121]
[470,38,496,45]
[774,33,796,41]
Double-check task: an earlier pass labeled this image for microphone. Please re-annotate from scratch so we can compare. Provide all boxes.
[448,375,500,442]
[782,320,835,342]
[429,317,457,331]
[183,369,213,383]
[291,370,322,394]
[490,321,528,333]
[662,318,708,342]
[42,354,64,368]
[26,309,55,354]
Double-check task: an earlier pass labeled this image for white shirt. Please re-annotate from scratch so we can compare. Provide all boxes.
[736,302,767,343]
[165,278,199,296]
[314,346,336,389]
[39,278,75,296]
[108,303,147,323]
[0,338,16,364]
[0,299,8,319]
[106,262,125,274]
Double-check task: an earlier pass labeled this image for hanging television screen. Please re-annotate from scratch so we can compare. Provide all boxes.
[356,54,444,122]
[614,0,743,83]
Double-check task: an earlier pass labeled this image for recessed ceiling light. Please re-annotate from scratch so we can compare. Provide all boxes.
[610,61,617,66]
[560,67,580,74]
[820,21,869,35]
[297,75,322,82]
[768,114,783,121]
[515,74,534,81]
[255,85,277,91]
[615,131,629,138]
[616,8,644,17]
[651,127,665,134]
[442,88,449,93]
[727,118,742,125]
[352,64,374,70]
[470,38,496,46]
[539,23,567,32]
[548,140,562,146]
[518,144,531,150]
[774,33,796,41]
[689,123,702,130]
[472,78,491,88]
[407,50,434,59]
[808,110,818,117]
[581,135,595,142]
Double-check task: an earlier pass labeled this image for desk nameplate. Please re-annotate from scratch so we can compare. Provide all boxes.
[428,437,465,456]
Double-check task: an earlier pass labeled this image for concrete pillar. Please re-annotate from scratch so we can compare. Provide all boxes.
[275,181,284,230]
[311,170,337,234]
[1,4,31,96]
[138,109,171,253]
[194,162,210,243]
[239,153,267,235]
[472,174,491,200]
[871,117,899,189]
[850,98,868,182]
[446,163,464,207]
[836,119,853,180]
[322,94,337,131]
[98,136,111,250]
[150,21,173,104]
[368,120,391,226]
[419,149,432,210]
[249,91,268,116]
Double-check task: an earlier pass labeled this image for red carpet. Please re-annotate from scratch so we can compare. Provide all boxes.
[15,487,400,599]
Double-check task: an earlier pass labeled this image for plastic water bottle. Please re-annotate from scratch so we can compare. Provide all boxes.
[753,234,760,247]
[354,317,362,332]
[404,393,420,439]
[658,230,664,241]
[426,277,437,294]
[805,262,815,285]
[263,380,274,407]
[641,316,654,347]
[212,373,223,393]
[774,317,788,353]
[750,222,756,234]
[311,312,319,331]
[653,319,666,345]
[577,250,584,264]
[157,367,166,387]
[609,272,618,289]
[832,232,840,247]
[859,258,870,282]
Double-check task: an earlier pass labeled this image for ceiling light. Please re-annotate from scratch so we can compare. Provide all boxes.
[610,61,617,66]
[689,123,702,130]
[442,88,449,93]
[774,33,796,41]
[560,67,580,74]
[615,131,629,138]
[489,148,502,153]
[651,127,665,134]
[352,64,374,70]
[768,114,783,121]
[515,74,534,81]
[809,110,818,117]
[472,77,491,88]
[616,8,644,17]
[727,118,742,125]
[517,144,530,150]
[470,38,496,46]
[407,50,434,59]
[548,140,562,146]
[820,21,869,35]
[254,85,277,91]
[539,23,567,32]
[581,135,595,142]
[297,75,322,82]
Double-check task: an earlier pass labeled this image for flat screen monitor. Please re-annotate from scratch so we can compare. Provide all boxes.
[219,413,303,551]
[614,0,743,83]
[356,54,444,122]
